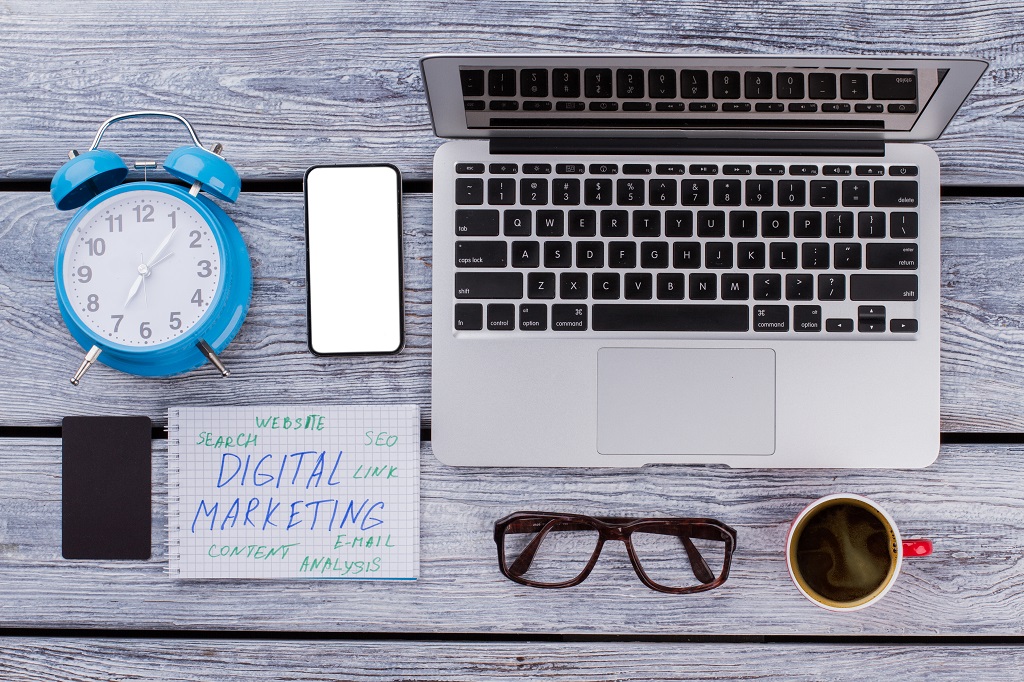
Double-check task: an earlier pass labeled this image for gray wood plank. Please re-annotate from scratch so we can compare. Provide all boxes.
[0,1,1020,184]
[3,193,1024,431]
[0,438,1023,635]
[1,639,1022,681]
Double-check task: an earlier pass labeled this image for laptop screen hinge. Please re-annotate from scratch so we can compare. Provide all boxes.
[489,137,886,157]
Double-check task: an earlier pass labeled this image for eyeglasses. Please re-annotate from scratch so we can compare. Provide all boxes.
[494,512,737,594]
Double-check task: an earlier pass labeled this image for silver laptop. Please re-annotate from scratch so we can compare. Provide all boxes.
[422,55,986,468]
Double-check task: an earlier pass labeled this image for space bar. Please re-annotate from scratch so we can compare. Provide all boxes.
[593,304,750,332]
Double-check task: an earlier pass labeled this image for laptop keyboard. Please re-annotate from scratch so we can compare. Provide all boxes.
[451,160,920,335]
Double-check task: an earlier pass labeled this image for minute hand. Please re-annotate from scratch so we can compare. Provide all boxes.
[146,228,177,268]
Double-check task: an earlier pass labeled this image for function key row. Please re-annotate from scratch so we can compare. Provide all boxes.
[457,163,918,177]
[461,68,917,102]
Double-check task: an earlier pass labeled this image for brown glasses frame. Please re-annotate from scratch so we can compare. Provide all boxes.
[494,511,737,594]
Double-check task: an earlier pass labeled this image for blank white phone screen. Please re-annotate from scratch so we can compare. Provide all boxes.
[306,165,403,354]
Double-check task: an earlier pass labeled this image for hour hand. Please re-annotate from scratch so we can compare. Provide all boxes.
[124,273,144,308]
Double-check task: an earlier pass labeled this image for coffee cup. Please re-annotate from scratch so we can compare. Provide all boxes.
[786,493,932,611]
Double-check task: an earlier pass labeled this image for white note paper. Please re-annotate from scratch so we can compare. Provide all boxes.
[168,405,419,580]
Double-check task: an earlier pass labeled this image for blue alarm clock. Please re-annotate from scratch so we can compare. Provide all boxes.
[51,111,252,385]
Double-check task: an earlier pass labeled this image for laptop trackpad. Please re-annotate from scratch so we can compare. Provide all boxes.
[597,348,776,456]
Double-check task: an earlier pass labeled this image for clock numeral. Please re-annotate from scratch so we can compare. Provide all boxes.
[76,265,92,283]
[169,312,182,330]
[191,288,204,307]
[189,230,202,248]
[133,204,155,223]
[87,293,100,312]
[105,214,123,232]
[85,237,106,256]
[168,211,177,229]
[197,260,212,278]
[140,322,152,339]
[110,314,124,332]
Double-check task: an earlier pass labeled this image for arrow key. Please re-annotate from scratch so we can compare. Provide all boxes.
[890,318,918,333]
[858,304,886,332]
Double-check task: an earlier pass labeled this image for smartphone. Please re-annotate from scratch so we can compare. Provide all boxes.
[304,164,404,355]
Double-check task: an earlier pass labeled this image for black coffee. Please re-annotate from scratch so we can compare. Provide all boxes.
[795,503,894,604]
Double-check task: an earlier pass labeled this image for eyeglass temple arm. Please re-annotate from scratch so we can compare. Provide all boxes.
[506,519,565,577]
[680,535,716,584]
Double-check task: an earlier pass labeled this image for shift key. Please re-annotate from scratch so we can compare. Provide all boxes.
[456,272,523,299]
[850,274,918,301]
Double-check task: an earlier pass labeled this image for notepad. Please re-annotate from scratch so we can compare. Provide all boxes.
[168,405,419,580]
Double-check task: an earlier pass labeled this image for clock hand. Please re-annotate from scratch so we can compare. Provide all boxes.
[123,251,147,309]
[146,228,177,268]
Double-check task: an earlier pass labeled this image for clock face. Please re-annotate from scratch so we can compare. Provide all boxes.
[62,189,223,347]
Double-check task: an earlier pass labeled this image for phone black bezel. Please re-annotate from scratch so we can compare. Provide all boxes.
[303,163,406,357]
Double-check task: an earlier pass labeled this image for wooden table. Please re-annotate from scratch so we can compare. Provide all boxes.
[2,1,1024,678]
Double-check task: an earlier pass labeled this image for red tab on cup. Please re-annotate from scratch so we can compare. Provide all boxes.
[903,539,933,557]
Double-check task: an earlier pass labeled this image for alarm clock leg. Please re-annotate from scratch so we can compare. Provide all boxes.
[70,345,102,386]
[196,340,230,377]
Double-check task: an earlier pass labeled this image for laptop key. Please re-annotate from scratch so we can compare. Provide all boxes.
[842,180,870,206]
[460,70,485,97]
[456,241,507,268]
[552,69,581,97]
[536,210,564,236]
[456,163,484,174]
[746,179,774,206]
[872,73,917,100]
[569,210,597,237]
[712,71,740,99]
[778,180,806,206]
[633,211,661,237]
[454,303,483,330]
[456,209,499,236]
[593,304,749,332]
[769,242,798,269]
[520,69,548,97]
[737,242,766,269]
[601,210,629,237]
[617,69,644,98]
[721,273,750,300]
[785,273,814,300]
[520,178,548,205]
[682,180,710,206]
[556,163,585,174]
[818,274,846,300]
[617,179,646,205]
[874,180,918,207]
[681,70,709,98]
[745,72,772,98]
[858,305,886,333]
[850,274,918,301]
[826,318,854,332]
[455,178,484,205]
[753,305,789,331]
[666,211,694,237]
[560,272,588,299]
[488,178,516,205]
[488,70,516,97]
[698,210,726,237]
[729,211,757,238]
[724,165,752,175]
[641,244,668,271]
[625,273,653,300]
[487,303,516,330]
[649,179,677,206]
[867,243,918,270]
[858,212,886,238]
[552,304,588,331]
[511,241,540,268]
[810,180,838,206]
[576,241,605,268]
[794,305,822,332]
[809,73,837,99]
[585,68,613,97]
[713,179,741,205]
[761,211,789,238]
[689,273,717,300]
[592,273,621,299]
[834,243,863,269]
[527,272,556,299]
[776,72,805,99]
[553,179,581,205]
[504,210,531,236]
[657,273,686,300]
[649,69,677,98]
[543,241,572,268]
[890,318,918,333]
[456,272,523,299]
[840,73,868,99]
[754,274,782,300]
[826,211,854,238]
[890,212,919,239]
[519,304,547,331]
[584,178,613,205]
[609,242,637,268]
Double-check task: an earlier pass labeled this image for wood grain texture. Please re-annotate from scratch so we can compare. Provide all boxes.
[3,193,1024,431]
[0,0,1021,184]
[1,639,1023,681]
[1,438,1024,635]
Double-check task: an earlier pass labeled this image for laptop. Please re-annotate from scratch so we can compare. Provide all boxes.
[421,55,986,468]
